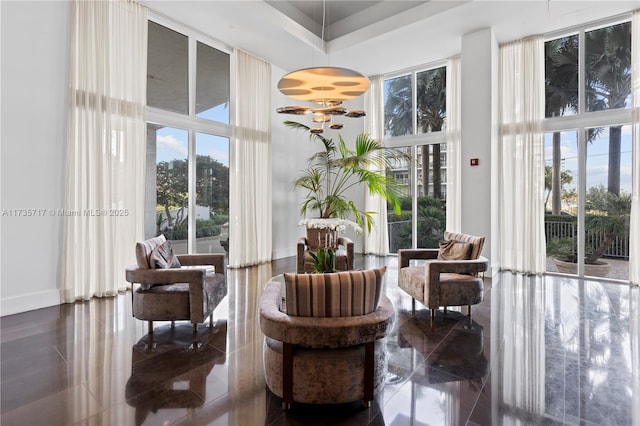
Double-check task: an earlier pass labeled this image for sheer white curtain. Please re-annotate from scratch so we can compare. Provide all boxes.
[493,273,546,421]
[498,36,546,275]
[61,0,147,302]
[445,56,462,233]
[229,49,272,267]
[363,76,389,255]
[630,10,640,286]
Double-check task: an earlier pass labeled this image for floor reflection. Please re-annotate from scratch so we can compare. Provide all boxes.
[492,273,640,426]
[1,257,638,426]
[385,312,490,425]
[411,316,488,387]
[125,321,227,425]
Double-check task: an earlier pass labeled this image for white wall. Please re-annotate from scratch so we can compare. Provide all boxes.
[270,64,366,258]
[1,1,70,315]
[271,64,312,259]
[460,28,497,272]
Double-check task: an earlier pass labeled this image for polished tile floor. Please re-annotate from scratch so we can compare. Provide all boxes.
[1,255,639,425]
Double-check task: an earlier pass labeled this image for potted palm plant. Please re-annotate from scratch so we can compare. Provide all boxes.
[547,188,631,277]
[287,121,410,261]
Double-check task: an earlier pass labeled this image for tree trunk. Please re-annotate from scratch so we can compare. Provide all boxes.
[586,231,614,265]
[607,125,621,196]
[164,204,173,228]
[421,145,430,197]
[552,132,561,215]
[433,144,442,199]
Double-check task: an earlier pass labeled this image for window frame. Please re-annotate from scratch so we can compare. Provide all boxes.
[383,61,448,249]
[543,13,633,277]
[146,13,233,254]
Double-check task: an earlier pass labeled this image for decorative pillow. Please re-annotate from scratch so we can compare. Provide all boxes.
[135,234,166,269]
[438,239,472,260]
[284,266,386,318]
[149,240,181,269]
[444,231,485,260]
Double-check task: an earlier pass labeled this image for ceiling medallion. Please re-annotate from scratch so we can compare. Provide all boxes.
[277,66,370,134]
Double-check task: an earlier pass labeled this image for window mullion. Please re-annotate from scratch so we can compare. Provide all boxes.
[188,37,197,253]
[578,29,585,115]
[412,71,418,135]
[411,145,418,249]
[577,127,586,276]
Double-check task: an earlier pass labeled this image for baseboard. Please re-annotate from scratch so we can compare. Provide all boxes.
[1,289,61,317]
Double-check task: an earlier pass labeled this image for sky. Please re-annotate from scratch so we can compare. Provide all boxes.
[155,103,230,166]
[544,125,633,196]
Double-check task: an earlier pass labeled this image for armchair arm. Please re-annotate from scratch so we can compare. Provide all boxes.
[426,256,489,275]
[398,248,439,268]
[337,237,354,270]
[423,256,489,310]
[176,253,225,277]
[297,238,308,273]
[126,265,206,285]
[259,281,395,348]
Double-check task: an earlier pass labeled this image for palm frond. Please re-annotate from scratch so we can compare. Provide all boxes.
[285,120,413,229]
[284,120,336,153]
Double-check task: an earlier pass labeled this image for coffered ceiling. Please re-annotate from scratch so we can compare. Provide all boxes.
[264,1,429,41]
[142,1,639,76]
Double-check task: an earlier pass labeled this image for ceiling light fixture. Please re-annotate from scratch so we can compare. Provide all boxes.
[276,1,369,134]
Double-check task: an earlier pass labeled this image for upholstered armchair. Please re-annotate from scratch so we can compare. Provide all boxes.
[125,235,227,337]
[398,231,489,318]
[296,235,354,273]
[259,267,394,409]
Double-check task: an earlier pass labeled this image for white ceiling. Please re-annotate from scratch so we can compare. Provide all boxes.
[264,1,429,41]
[142,1,639,76]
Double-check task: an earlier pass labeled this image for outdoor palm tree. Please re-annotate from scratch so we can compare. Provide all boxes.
[585,21,631,196]
[384,68,447,199]
[544,165,573,211]
[584,188,632,264]
[417,67,446,199]
[544,26,627,211]
[545,35,578,214]
[384,75,413,137]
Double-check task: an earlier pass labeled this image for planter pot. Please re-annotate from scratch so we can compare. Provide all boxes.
[553,258,611,278]
[306,227,338,251]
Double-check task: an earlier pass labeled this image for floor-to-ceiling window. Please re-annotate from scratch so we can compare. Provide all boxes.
[384,65,448,252]
[544,18,632,281]
[145,17,231,255]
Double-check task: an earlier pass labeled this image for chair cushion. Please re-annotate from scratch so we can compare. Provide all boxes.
[437,239,472,260]
[132,272,226,321]
[135,234,166,269]
[149,240,181,269]
[443,231,485,260]
[439,274,484,306]
[284,267,386,317]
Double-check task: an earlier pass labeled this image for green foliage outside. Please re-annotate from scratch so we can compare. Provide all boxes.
[546,185,631,263]
[545,21,630,213]
[389,196,446,250]
[156,155,229,238]
[162,218,224,241]
[384,67,446,199]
